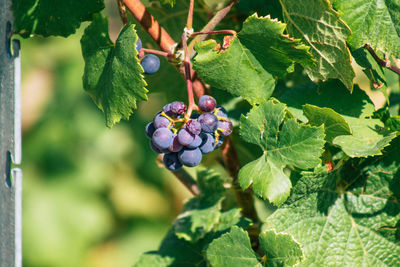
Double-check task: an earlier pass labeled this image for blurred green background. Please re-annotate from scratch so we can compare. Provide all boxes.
[20,2,195,267]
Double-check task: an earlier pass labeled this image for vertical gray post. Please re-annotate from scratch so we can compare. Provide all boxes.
[0,0,22,266]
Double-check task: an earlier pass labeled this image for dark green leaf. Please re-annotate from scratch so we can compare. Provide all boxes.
[259,230,304,267]
[280,0,355,89]
[266,138,400,265]
[239,100,325,205]
[81,14,147,127]
[303,104,352,142]
[13,0,104,37]
[333,0,400,57]
[206,226,261,267]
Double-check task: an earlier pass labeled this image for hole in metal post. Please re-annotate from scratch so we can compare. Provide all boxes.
[5,151,12,187]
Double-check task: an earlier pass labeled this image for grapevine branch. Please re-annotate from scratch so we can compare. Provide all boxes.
[122,0,259,236]
[187,0,238,57]
[364,44,400,75]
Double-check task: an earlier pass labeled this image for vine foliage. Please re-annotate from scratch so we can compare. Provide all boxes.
[12,0,400,266]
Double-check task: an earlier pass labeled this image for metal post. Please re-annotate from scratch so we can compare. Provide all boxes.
[1,0,22,266]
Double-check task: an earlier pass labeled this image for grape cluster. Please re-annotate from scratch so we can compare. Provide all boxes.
[145,95,233,171]
[136,37,161,75]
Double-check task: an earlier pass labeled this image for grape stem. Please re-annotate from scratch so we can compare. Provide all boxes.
[158,155,200,195]
[141,48,170,58]
[364,44,400,75]
[187,0,238,58]
[182,33,199,120]
[191,30,237,37]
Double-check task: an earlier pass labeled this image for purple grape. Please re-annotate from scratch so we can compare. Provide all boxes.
[145,122,156,138]
[152,128,174,149]
[177,128,194,146]
[178,148,202,167]
[150,140,163,153]
[198,113,218,133]
[216,109,228,119]
[186,120,202,135]
[199,133,215,154]
[141,54,160,74]
[163,153,182,171]
[198,95,217,112]
[170,101,187,116]
[163,103,173,116]
[136,37,142,52]
[187,134,202,149]
[154,113,170,129]
[218,120,233,136]
[169,134,183,152]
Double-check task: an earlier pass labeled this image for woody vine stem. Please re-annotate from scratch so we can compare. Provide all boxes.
[121,0,260,244]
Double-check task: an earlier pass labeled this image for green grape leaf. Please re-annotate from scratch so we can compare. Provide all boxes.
[206,226,305,267]
[13,0,104,37]
[352,48,388,102]
[173,168,246,242]
[332,118,398,157]
[193,14,314,105]
[265,137,400,266]
[238,14,315,77]
[333,0,400,57]
[81,14,147,127]
[193,39,276,105]
[206,226,261,267]
[172,168,224,242]
[303,104,352,142]
[133,253,173,267]
[280,0,355,89]
[280,80,397,157]
[259,230,304,267]
[239,100,325,205]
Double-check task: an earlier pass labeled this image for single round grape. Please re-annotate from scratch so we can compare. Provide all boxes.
[186,120,202,135]
[154,113,170,129]
[198,113,218,133]
[141,54,160,74]
[150,140,163,153]
[178,148,202,167]
[136,37,142,52]
[163,153,182,171]
[169,134,183,152]
[199,133,215,154]
[152,128,174,149]
[163,103,173,116]
[218,120,233,136]
[145,122,156,138]
[198,95,217,112]
[170,101,187,116]
[177,128,194,146]
[186,134,202,149]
